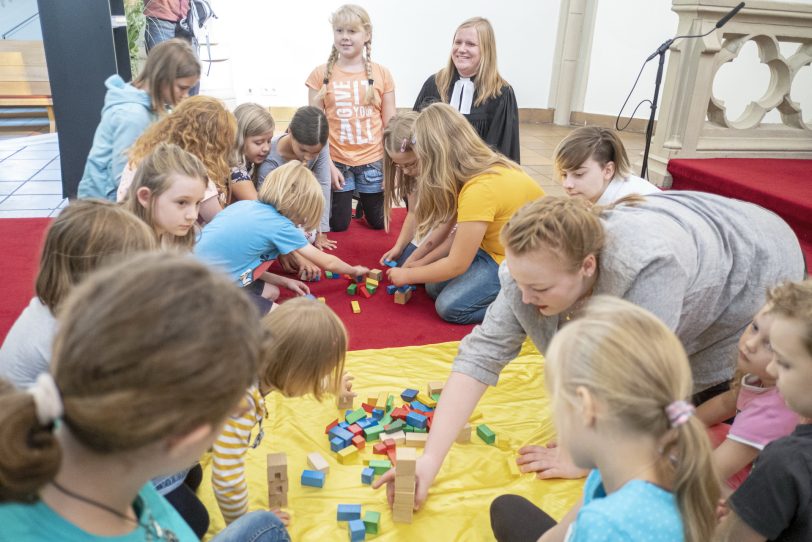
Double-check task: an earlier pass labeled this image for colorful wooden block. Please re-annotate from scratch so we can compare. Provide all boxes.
[348,423,363,436]
[337,504,362,521]
[368,269,383,281]
[427,381,444,396]
[325,271,334,278]
[477,424,496,445]
[410,400,431,412]
[400,388,418,402]
[365,277,379,287]
[337,445,359,464]
[366,285,377,295]
[347,283,357,295]
[331,436,348,452]
[346,408,367,425]
[371,408,384,420]
[325,419,339,434]
[405,432,428,447]
[363,424,384,442]
[301,469,325,488]
[352,435,366,449]
[356,418,375,430]
[376,392,389,407]
[361,467,375,485]
[387,430,406,444]
[337,394,354,410]
[383,438,396,450]
[351,300,361,313]
[368,459,392,475]
[386,285,397,294]
[363,510,381,534]
[405,412,427,429]
[384,259,397,268]
[385,419,405,433]
[391,407,409,421]
[307,452,330,474]
[373,442,388,455]
[360,287,371,299]
[394,289,412,304]
[416,392,437,408]
[349,519,366,541]
[386,447,397,465]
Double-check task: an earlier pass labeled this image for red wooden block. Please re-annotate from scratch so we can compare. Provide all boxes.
[361,403,375,413]
[386,448,398,465]
[348,424,363,436]
[391,407,408,420]
[383,438,396,450]
[427,417,432,430]
[352,435,366,449]
[360,287,372,299]
[325,419,338,434]
[373,442,388,455]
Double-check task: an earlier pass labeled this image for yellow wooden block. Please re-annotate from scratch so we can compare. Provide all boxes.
[317,297,326,303]
[351,300,361,314]
[367,395,378,406]
[336,446,358,464]
[377,392,389,407]
[365,277,379,287]
[416,392,436,408]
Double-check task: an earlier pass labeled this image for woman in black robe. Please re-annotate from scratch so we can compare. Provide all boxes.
[413,17,520,163]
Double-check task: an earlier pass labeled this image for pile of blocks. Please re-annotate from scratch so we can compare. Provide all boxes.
[337,504,381,541]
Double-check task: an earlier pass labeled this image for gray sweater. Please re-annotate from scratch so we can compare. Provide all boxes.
[453,191,805,392]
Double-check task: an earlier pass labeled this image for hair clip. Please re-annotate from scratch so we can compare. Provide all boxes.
[399,137,410,153]
[665,400,695,428]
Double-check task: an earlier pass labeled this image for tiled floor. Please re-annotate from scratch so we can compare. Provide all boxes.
[0,125,645,218]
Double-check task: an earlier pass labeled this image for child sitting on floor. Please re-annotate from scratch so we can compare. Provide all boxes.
[553,126,659,204]
[489,296,718,542]
[124,142,208,250]
[697,299,798,496]
[0,199,155,389]
[717,280,812,542]
[230,103,275,201]
[212,297,355,526]
[195,161,368,314]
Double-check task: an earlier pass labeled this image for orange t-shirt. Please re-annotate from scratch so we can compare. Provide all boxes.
[306,62,395,167]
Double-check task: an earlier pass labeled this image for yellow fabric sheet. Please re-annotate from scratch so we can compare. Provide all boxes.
[200,340,583,541]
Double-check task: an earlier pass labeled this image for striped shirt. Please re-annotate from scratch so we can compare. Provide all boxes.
[211,385,266,523]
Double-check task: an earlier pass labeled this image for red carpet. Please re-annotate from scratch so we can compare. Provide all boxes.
[0,219,50,343]
[0,211,474,351]
[274,209,475,350]
[668,158,812,266]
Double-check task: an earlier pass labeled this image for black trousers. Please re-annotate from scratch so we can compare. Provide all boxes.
[164,464,209,539]
[490,494,558,542]
[330,191,384,232]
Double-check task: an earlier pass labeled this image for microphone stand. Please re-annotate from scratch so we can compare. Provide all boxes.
[639,2,745,178]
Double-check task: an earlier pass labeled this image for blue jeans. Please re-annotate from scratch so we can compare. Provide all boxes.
[144,17,200,96]
[425,248,500,324]
[334,160,383,194]
[395,242,418,267]
[211,511,290,542]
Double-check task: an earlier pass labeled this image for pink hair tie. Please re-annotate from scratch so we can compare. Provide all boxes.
[665,400,695,428]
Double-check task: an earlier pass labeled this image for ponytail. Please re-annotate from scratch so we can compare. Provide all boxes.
[363,42,379,106]
[315,46,339,102]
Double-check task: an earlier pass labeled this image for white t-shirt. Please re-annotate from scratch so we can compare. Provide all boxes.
[0,297,57,389]
[597,175,660,205]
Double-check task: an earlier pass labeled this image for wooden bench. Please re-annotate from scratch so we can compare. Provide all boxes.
[0,40,54,132]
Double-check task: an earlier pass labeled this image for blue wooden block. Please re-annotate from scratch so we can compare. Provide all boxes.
[384,259,397,268]
[356,418,375,430]
[361,467,374,484]
[330,436,347,452]
[400,388,419,402]
[386,285,397,294]
[371,408,384,420]
[397,285,410,293]
[337,503,362,521]
[406,411,428,429]
[329,426,355,447]
[339,421,350,429]
[332,273,341,279]
[345,409,353,417]
[408,285,417,291]
[301,469,325,488]
[410,400,431,412]
[349,519,366,541]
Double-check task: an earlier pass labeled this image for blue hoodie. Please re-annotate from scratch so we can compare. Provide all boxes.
[77,75,156,200]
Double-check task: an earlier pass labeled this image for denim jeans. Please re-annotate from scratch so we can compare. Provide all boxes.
[211,511,290,542]
[425,248,500,324]
[334,160,383,194]
[395,242,418,267]
[144,17,200,96]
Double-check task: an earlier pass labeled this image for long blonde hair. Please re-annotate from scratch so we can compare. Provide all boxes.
[125,142,208,250]
[0,253,260,501]
[128,96,237,203]
[259,298,347,399]
[132,38,200,114]
[547,296,718,542]
[35,199,157,312]
[315,4,379,106]
[434,17,508,108]
[382,111,419,232]
[234,103,276,186]
[553,126,632,181]
[258,160,323,232]
[412,103,517,238]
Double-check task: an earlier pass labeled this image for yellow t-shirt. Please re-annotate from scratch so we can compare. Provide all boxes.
[306,62,395,167]
[457,166,545,264]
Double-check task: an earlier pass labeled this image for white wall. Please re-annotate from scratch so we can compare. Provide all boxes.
[207,0,560,109]
[0,0,42,40]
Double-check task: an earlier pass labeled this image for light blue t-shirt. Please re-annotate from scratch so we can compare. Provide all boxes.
[566,470,684,542]
[0,483,197,542]
[195,200,308,285]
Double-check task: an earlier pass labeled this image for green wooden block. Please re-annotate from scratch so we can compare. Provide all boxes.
[346,283,357,295]
[368,459,392,475]
[364,511,381,534]
[403,425,414,433]
[366,285,377,294]
[412,426,427,433]
[379,413,393,427]
[385,395,394,412]
[431,392,441,401]
[477,423,496,445]
[364,424,384,442]
[384,419,404,433]
[346,408,366,424]
[325,271,334,278]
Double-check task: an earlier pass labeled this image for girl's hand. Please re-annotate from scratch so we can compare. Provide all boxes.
[315,233,338,251]
[282,278,310,296]
[380,247,402,266]
[350,265,369,278]
[516,442,589,480]
[298,260,322,282]
[270,508,291,527]
[372,453,441,510]
[340,372,357,403]
[330,163,345,190]
[386,267,409,287]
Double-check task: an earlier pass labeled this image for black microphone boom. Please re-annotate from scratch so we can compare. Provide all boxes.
[716,2,745,28]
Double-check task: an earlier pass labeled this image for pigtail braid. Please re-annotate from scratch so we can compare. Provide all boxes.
[364,42,380,107]
[316,46,340,102]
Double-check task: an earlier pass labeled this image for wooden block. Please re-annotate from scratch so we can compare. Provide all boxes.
[387,429,406,445]
[394,289,412,305]
[266,453,288,481]
[366,395,378,406]
[395,447,417,475]
[351,300,361,313]
[307,452,329,474]
[368,269,383,281]
[477,423,496,445]
[337,394,354,410]
[427,381,444,396]
[360,287,372,299]
[365,277,379,287]
[337,445,359,464]
[317,296,326,303]
[404,432,428,447]
[456,423,472,443]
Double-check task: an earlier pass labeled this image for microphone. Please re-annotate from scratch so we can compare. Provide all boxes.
[716,2,745,28]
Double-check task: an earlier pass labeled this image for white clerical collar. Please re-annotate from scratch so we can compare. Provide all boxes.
[450,77,475,114]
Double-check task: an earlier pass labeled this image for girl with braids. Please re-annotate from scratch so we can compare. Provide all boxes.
[490,296,719,542]
[306,4,396,232]
[0,253,290,541]
[414,17,520,162]
[373,193,803,512]
[116,95,237,224]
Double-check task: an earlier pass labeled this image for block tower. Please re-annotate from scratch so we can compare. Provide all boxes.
[267,452,288,508]
[392,447,417,523]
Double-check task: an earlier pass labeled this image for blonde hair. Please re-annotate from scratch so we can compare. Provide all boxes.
[553,126,632,181]
[0,253,261,501]
[133,38,200,114]
[316,4,379,107]
[35,199,157,313]
[412,103,517,238]
[258,160,323,231]
[259,298,347,399]
[125,143,208,250]
[382,111,419,232]
[768,280,812,356]
[547,296,718,542]
[234,103,276,186]
[129,96,237,204]
[435,17,508,108]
